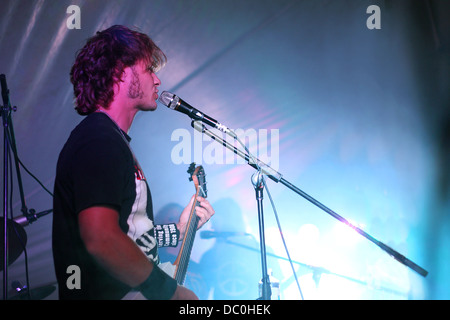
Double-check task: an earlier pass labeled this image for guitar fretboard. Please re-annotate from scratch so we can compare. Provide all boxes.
[173,164,207,285]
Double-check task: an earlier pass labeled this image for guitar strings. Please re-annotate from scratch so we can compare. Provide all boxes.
[176,192,201,284]
[177,219,197,283]
[176,174,206,284]
[176,214,199,284]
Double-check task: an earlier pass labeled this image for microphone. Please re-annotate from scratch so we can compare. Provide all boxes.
[158,91,235,136]
[13,209,53,227]
[200,230,250,239]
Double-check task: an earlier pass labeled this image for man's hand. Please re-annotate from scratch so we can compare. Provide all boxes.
[177,195,215,240]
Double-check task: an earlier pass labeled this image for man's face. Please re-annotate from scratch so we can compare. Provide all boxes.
[125,60,161,111]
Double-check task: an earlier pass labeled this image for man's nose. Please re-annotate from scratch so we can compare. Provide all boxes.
[153,73,161,86]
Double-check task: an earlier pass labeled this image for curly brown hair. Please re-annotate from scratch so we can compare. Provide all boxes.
[70,25,166,115]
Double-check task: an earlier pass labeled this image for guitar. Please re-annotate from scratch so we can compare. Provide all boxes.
[159,163,207,285]
[123,163,207,299]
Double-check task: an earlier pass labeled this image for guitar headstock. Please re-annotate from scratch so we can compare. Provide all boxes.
[187,163,196,181]
[187,162,207,198]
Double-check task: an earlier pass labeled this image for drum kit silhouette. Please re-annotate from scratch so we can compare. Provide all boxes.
[1,217,56,300]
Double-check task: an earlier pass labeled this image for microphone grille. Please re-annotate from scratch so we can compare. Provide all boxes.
[158,91,176,107]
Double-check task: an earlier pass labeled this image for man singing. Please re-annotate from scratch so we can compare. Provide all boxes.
[52,25,214,300]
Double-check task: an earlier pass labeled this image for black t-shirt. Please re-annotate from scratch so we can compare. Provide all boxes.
[52,112,176,300]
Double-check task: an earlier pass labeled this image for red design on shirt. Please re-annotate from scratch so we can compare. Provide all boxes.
[134,164,146,181]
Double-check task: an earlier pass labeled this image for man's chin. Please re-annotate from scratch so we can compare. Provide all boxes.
[139,104,157,112]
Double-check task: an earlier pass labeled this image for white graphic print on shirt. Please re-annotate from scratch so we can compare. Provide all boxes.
[126,165,158,263]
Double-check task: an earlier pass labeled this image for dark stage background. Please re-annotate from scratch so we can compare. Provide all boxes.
[1,0,449,300]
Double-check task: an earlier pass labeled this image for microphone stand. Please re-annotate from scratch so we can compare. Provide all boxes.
[223,238,409,298]
[252,171,271,300]
[1,74,12,300]
[191,120,428,291]
[1,74,49,300]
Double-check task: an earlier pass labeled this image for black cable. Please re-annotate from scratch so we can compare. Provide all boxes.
[17,157,53,198]
[262,178,304,300]
[233,132,304,300]
[8,145,31,299]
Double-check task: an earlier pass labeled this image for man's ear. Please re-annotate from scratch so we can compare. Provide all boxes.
[118,66,131,83]
[113,66,129,95]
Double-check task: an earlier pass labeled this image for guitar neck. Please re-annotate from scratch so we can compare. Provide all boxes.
[174,213,199,284]
[173,164,207,285]
[174,188,205,285]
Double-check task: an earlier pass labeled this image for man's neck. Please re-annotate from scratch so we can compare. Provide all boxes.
[97,105,137,133]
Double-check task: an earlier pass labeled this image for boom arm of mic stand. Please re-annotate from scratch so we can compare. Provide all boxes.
[279,178,429,277]
[191,121,283,182]
[192,121,429,278]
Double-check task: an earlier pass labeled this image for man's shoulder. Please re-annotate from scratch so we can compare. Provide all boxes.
[60,113,130,163]
[69,113,124,145]
[74,112,116,134]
